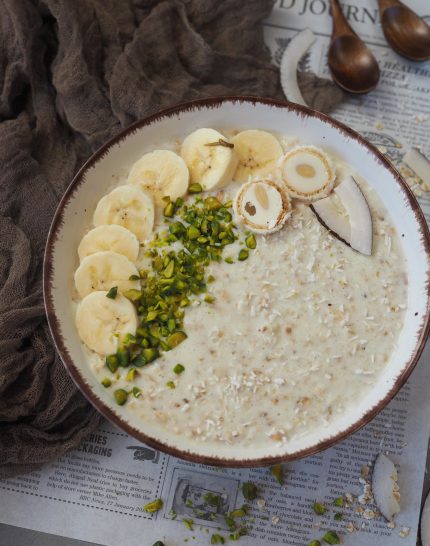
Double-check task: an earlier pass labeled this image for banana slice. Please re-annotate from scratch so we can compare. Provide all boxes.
[78,225,140,262]
[127,150,189,207]
[180,128,238,191]
[74,250,140,298]
[233,179,291,234]
[231,129,283,182]
[76,291,137,355]
[280,145,335,201]
[93,185,154,242]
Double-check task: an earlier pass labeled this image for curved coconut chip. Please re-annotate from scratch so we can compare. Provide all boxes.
[280,29,316,107]
[372,453,401,522]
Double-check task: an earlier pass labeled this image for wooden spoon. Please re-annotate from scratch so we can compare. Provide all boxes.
[379,0,430,61]
[328,0,380,94]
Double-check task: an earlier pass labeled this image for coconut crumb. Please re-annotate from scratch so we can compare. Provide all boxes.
[398,526,410,538]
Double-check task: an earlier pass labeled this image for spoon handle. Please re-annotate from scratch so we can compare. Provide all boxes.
[378,0,403,12]
[330,0,356,38]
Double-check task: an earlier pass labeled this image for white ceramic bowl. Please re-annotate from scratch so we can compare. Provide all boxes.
[44,97,430,466]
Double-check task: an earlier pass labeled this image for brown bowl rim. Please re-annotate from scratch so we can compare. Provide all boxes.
[43,96,430,467]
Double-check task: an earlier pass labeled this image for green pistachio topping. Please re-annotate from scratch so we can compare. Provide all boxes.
[333,496,344,507]
[152,542,165,546]
[245,234,257,249]
[313,502,327,516]
[105,355,118,373]
[211,534,225,544]
[114,389,128,406]
[183,518,193,530]
[334,512,343,521]
[106,286,118,299]
[143,498,163,513]
[166,380,176,389]
[322,531,340,544]
[270,464,284,485]
[103,195,258,403]
[126,368,136,382]
[242,482,258,501]
[173,363,185,374]
[101,377,111,388]
[308,541,321,546]
[188,183,203,194]
[163,201,175,217]
[238,249,249,261]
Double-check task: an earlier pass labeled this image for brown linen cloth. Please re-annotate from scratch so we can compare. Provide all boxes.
[0,0,342,479]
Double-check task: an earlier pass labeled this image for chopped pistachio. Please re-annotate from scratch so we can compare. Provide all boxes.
[204,294,215,304]
[333,496,344,507]
[131,386,142,398]
[123,289,141,302]
[207,274,215,283]
[126,368,136,381]
[334,512,343,521]
[188,183,203,194]
[166,380,176,389]
[230,508,247,518]
[142,348,159,363]
[129,274,140,281]
[143,498,163,513]
[238,249,249,261]
[132,354,146,367]
[166,331,187,349]
[313,502,326,516]
[270,464,284,485]
[116,348,129,367]
[187,225,200,240]
[211,534,225,545]
[322,531,340,545]
[114,389,128,406]
[106,286,118,299]
[242,482,258,501]
[152,542,165,546]
[183,518,193,530]
[173,363,185,374]
[204,196,222,210]
[163,201,175,217]
[245,234,257,249]
[225,256,234,264]
[308,541,321,546]
[105,355,119,373]
[101,377,111,388]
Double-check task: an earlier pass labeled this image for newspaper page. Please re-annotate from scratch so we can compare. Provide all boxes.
[2,2,430,545]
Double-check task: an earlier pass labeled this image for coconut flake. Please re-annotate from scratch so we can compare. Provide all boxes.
[372,453,400,521]
[334,176,373,255]
[280,29,316,107]
[403,147,430,187]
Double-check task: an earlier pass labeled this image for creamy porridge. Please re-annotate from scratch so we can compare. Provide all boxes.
[72,128,407,449]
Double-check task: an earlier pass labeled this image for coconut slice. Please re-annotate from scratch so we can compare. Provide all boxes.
[372,453,401,521]
[421,489,430,546]
[310,195,350,245]
[280,29,316,107]
[280,145,335,201]
[233,179,291,234]
[334,176,373,256]
[403,147,430,186]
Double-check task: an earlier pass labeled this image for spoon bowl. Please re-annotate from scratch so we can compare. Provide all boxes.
[328,0,380,94]
[380,1,430,62]
[329,35,381,93]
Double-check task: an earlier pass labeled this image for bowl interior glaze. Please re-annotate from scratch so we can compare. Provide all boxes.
[44,97,430,467]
